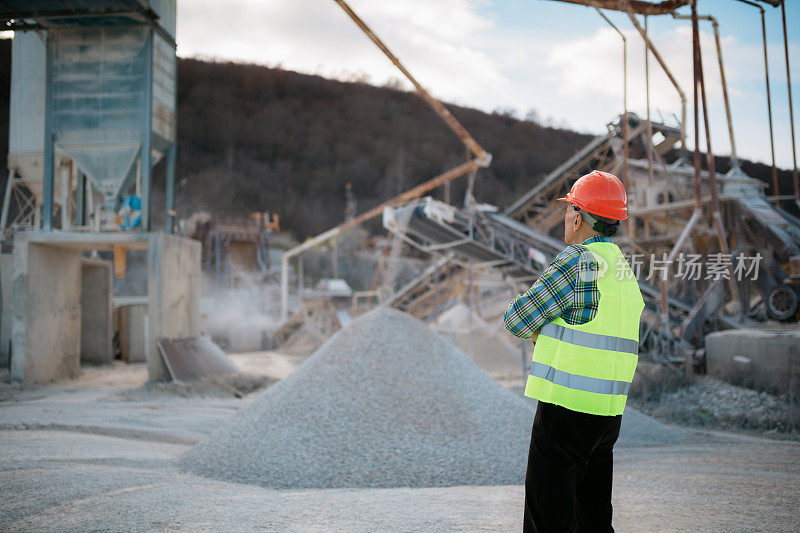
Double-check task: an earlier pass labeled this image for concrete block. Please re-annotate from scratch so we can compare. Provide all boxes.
[80,258,113,364]
[705,327,800,394]
[116,303,147,362]
[146,233,201,380]
[0,254,13,367]
[11,236,82,383]
[6,231,200,383]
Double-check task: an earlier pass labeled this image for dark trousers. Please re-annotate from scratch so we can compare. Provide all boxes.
[523,401,622,533]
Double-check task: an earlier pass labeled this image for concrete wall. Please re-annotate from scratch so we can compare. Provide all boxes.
[705,328,800,394]
[0,254,13,367]
[115,304,147,362]
[146,233,201,380]
[7,231,200,383]
[12,236,82,382]
[80,258,113,365]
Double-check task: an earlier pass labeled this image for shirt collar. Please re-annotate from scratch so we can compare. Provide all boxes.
[581,235,612,246]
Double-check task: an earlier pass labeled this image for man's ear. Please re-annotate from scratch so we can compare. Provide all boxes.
[573,211,583,232]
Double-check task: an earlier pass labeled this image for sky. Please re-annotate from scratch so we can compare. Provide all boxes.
[175,0,799,168]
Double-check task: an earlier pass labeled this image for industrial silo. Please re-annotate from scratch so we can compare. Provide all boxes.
[1,0,177,233]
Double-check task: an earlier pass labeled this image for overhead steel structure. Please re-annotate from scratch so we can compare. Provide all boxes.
[280,0,494,320]
[377,0,800,371]
[276,0,800,369]
[0,1,177,234]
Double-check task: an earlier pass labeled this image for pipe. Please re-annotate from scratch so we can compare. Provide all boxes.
[672,13,737,165]
[552,0,689,15]
[698,37,719,216]
[780,1,799,205]
[645,15,654,186]
[692,3,702,213]
[694,2,741,311]
[660,208,702,325]
[711,16,736,167]
[333,0,491,167]
[735,0,779,202]
[281,226,341,321]
[624,4,688,151]
[0,170,13,230]
[344,159,480,231]
[280,159,480,320]
[590,3,629,189]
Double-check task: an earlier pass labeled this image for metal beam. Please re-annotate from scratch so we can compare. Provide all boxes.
[0,7,138,21]
[735,0,779,203]
[280,159,481,320]
[550,0,689,15]
[691,3,702,213]
[624,3,688,151]
[42,30,55,231]
[333,0,491,167]
[779,1,799,205]
[693,1,741,313]
[139,28,153,231]
[672,13,737,165]
[0,1,176,47]
[343,159,481,231]
[591,3,629,189]
[165,47,178,233]
[660,208,702,326]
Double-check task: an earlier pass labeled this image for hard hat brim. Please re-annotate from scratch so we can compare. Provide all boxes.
[556,195,627,220]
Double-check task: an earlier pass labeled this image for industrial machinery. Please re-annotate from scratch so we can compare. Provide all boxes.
[280,0,799,373]
[1,0,178,236]
[0,2,201,385]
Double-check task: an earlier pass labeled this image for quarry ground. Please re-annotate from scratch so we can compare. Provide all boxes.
[1,355,799,532]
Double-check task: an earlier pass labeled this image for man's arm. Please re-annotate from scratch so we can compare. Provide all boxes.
[503,245,584,339]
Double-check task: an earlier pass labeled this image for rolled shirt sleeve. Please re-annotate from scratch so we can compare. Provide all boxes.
[503,244,592,339]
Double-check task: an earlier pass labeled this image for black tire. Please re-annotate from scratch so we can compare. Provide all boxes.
[766,286,799,321]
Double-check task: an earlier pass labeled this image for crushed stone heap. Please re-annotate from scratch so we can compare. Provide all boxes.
[180,307,534,488]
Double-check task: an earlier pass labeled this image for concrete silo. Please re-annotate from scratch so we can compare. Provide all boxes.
[0,2,199,385]
[2,0,177,233]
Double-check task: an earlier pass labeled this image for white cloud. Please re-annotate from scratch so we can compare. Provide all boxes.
[176,0,503,103]
[174,0,798,168]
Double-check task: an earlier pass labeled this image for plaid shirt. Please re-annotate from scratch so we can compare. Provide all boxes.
[503,235,611,339]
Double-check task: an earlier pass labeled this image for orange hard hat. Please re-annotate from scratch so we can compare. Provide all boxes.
[557,170,628,220]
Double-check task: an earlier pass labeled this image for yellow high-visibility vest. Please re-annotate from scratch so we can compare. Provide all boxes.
[524,242,645,416]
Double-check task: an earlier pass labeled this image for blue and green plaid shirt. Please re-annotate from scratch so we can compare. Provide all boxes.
[503,235,611,339]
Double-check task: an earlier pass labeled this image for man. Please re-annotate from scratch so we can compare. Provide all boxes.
[504,170,644,533]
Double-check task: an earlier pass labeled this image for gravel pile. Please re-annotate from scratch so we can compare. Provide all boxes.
[644,376,799,435]
[180,307,535,488]
[435,303,523,377]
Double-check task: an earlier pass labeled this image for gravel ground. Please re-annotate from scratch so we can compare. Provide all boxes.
[110,372,274,401]
[1,349,798,531]
[1,430,798,532]
[632,375,800,439]
[182,308,690,489]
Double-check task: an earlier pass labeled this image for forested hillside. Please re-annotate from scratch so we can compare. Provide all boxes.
[173,58,592,238]
[0,41,795,238]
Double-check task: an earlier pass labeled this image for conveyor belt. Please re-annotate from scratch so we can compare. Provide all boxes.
[385,197,734,356]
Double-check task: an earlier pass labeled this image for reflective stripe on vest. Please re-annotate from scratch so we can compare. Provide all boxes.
[523,241,645,416]
[530,361,631,396]
[539,323,639,355]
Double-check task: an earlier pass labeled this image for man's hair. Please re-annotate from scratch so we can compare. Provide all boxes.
[573,205,620,236]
